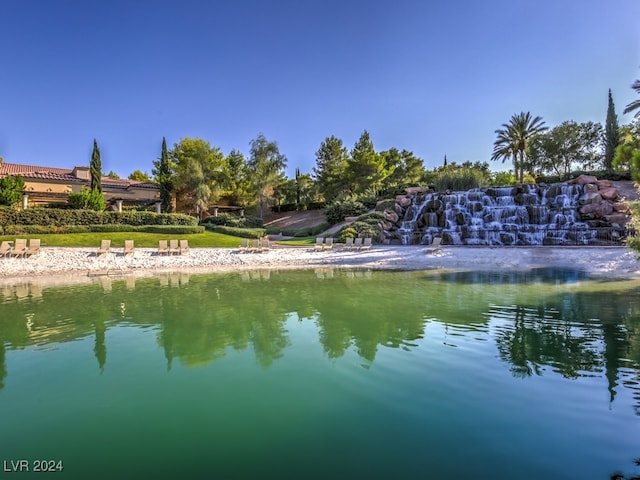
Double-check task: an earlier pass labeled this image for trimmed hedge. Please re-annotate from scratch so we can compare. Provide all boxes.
[0,207,198,227]
[264,226,282,235]
[89,224,204,234]
[205,225,266,239]
[1,224,204,235]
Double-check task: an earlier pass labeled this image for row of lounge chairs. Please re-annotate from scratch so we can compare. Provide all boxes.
[343,237,372,251]
[96,239,191,257]
[314,237,373,251]
[238,237,272,253]
[0,239,41,258]
[97,239,136,256]
[314,237,335,250]
[158,239,190,256]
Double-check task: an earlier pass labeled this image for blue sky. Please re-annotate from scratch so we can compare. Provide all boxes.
[1,0,639,178]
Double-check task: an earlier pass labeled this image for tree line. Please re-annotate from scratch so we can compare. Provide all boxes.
[492,86,640,183]
[1,80,639,218]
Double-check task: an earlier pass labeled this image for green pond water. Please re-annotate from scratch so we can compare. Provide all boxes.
[0,268,639,480]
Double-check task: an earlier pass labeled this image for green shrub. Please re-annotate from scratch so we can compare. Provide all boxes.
[89,224,136,232]
[0,175,25,207]
[67,188,106,211]
[338,227,358,243]
[0,207,197,227]
[265,226,281,235]
[294,229,311,237]
[356,212,385,225]
[88,224,205,234]
[201,214,263,228]
[350,221,380,239]
[3,224,53,235]
[309,222,330,235]
[433,168,488,192]
[375,199,396,211]
[325,200,368,225]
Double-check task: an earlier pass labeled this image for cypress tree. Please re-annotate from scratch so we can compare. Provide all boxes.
[604,89,620,171]
[152,137,174,213]
[90,139,102,192]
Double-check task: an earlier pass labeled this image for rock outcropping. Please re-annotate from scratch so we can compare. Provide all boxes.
[382,175,632,246]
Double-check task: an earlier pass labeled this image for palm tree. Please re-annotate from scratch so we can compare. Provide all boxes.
[492,112,547,183]
[623,79,640,118]
[491,127,519,182]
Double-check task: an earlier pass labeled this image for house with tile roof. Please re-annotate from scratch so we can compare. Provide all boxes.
[0,161,160,210]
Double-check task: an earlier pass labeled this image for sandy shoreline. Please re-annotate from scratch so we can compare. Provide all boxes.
[1,244,639,287]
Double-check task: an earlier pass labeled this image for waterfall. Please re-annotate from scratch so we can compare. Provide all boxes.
[392,182,626,246]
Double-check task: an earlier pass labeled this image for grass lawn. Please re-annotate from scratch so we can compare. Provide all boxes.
[274,236,318,246]
[0,231,243,248]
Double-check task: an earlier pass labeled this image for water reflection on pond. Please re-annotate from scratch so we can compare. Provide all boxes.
[0,268,639,479]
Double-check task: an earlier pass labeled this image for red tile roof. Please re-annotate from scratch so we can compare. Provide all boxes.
[0,162,158,189]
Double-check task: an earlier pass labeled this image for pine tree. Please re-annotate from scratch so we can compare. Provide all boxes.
[604,89,620,171]
[90,139,102,193]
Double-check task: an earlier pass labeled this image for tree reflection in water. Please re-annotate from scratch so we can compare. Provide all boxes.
[0,268,638,413]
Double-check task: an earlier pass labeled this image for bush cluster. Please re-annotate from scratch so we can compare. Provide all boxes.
[374,199,396,212]
[325,200,369,225]
[337,211,384,243]
[200,214,263,228]
[432,169,488,192]
[0,207,197,227]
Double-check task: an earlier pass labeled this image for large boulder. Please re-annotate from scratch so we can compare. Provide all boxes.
[396,195,412,207]
[596,179,614,189]
[599,187,618,201]
[583,183,599,194]
[604,213,629,225]
[383,209,399,224]
[405,187,427,195]
[613,202,630,213]
[570,174,598,185]
[578,193,602,205]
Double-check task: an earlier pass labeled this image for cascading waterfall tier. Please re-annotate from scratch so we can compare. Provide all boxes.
[384,176,630,246]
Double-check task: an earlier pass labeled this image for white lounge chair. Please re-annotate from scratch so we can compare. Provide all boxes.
[0,241,13,258]
[179,239,190,255]
[97,239,111,257]
[425,236,442,254]
[158,240,170,256]
[124,240,135,256]
[168,239,180,255]
[24,239,41,257]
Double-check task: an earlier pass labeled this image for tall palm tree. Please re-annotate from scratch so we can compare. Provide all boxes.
[491,127,519,181]
[623,79,640,118]
[492,112,547,183]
